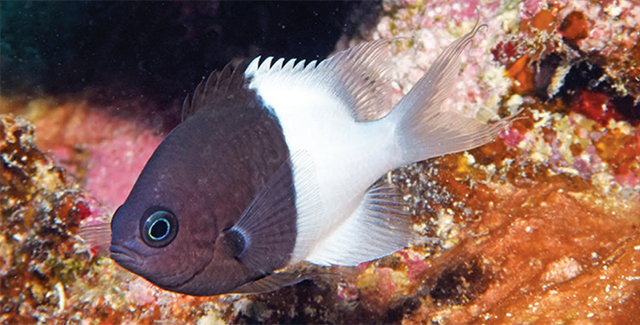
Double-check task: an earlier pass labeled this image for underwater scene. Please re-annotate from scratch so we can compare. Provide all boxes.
[1,0,639,324]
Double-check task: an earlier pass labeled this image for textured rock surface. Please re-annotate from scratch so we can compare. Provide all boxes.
[1,0,639,324]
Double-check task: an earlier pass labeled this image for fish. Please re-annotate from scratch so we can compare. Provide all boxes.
[108,23,512,296]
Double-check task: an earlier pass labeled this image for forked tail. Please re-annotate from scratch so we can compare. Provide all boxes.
[388,23,514,164]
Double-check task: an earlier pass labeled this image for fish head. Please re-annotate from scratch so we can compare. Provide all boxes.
[109,140,221,294]
[107,109,281,295]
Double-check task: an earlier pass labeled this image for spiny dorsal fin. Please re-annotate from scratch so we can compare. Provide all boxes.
[245,39,397,122]
[181,61,249,121]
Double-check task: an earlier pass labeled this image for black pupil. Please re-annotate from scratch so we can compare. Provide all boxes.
[141,208,178,248]
[149,218,169,240]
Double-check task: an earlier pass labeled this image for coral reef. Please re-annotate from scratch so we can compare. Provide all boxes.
[1,115,92,323]
[1,0,639,323]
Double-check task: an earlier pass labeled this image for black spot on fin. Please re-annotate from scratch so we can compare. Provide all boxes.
[229,151,319,275]
[181,60,249,121]
[223,228,247,259]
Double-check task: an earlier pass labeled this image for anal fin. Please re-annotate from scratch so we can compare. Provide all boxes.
[231,268,308,294]
[306,182,415,266]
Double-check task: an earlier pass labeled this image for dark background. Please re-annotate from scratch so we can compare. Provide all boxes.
[1,1,381,118]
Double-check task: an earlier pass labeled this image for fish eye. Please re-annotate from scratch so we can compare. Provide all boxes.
[140,207,178,248]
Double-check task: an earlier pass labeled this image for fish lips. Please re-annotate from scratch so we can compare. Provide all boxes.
[109,244,143,269]
[109,240,209,291]
[109,205,217,290]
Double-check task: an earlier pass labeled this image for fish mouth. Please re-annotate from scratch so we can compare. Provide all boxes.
[109,244,143,268]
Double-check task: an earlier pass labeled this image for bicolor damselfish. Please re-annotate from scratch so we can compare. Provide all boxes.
[108,24,511,296]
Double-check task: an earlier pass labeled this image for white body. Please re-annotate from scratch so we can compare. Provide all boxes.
[249,74,401,265]
[245,24,509,267]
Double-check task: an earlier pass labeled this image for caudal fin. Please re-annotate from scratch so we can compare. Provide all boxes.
[389,23,513,163]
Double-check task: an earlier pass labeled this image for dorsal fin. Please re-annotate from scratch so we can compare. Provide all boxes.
[320,39,398,121]
[181,61,249,121]
[245,39,398,122]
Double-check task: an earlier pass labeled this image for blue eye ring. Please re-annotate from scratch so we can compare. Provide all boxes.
[141,207,178,248]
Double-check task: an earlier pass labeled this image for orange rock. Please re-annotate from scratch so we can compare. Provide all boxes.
[409,181,640,324]
[560,11,590,43]
[531,9,556,33]
[508,55,535,94]
[595,128,640,176]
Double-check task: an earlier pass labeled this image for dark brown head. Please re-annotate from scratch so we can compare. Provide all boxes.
[109,66,296,296]
[109,116,222,294]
